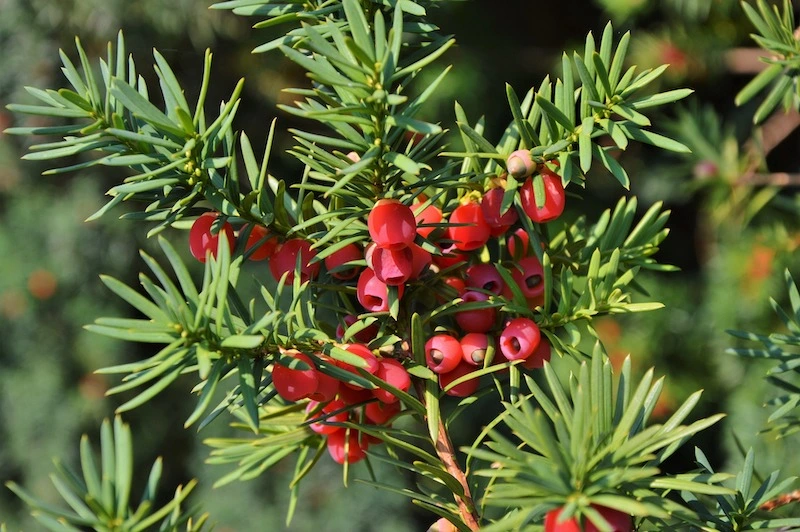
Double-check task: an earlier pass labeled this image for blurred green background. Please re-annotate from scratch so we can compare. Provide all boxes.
[1,0,799,529]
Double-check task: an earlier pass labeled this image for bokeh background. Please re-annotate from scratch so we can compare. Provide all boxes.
[1,0,799,529]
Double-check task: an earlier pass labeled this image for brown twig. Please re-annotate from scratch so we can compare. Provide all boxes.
[414,379,481,531]
[759,489,800,511]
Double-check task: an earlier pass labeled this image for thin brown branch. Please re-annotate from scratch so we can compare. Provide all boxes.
[739,172,800,186]
[759,489,800,511]
[739,109,800,185]
[414,379,481,531]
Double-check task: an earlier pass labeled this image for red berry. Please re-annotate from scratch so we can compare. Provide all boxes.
[272,352,319,402]
[499,318,541,361]
[466,263,505,295]
[439,360,480,397]
[369,245,414,286]
[448,203,491,252]
[357,268,403,312]
[306,399,348,435]
[373,358,411,404]
[433,241,468,270]
[544,508,581,532]
[269,238,320,283]
[365,400,401,425]
[339,344,379,389]
[503,256,544,301]
[413,199,443,239]
[481,188,518,234]
[442,276,466,295]
[189,212,234,263]
[521,336,551,370]
[507,227,530,258]
[461,332,490,366]
[425,334,462,374]
[324,243,362,280]
[506,149,536,179]
[243,224,279,261]
[409,243,433,279]
[336,314,379,343]
[544,505,632,532]
[308,363,340,403]
[337,383,373,405]
[368,199,417,250]
[455,291,497,333]
[520,169,566,223]
[327,428,368,464]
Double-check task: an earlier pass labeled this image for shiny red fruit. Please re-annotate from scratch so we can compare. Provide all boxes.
[327,428,368,464]
[365,400,401,425]
[481,188,518,234]
[499,317,541,361]
[356,268,403,312]
[339,343,379,389]
[189,212,235,263]
[461,332,490,366]
[368,199,417,250]
[369,245,414,286]
[448,203,491,251]
[521,336,552,370]
[425,334,462,374]
[337,383,373,405]
[507,227,530,258]
[454,291,496,333]
[466,263,505,295]
[373,358,411,404]
[520,169,566,223]
[324,243,362,280]
[439,360,480,397]
[433,241,469,270]
[544,505,632,532]
[269,238,320,283]
[306,399,348,435]
[336,314,379,343]
[272,352,319,402]
[308,363,340,403]
[503,256,544,301]
[409,243,433,279]
[413,199,443,239]
[243,224,279,261]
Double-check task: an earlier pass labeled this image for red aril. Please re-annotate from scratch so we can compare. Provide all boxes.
[373,358,411,403]
[324,243,362,280]
[481,187,518,235]
[368,199,417,250]
[466,263,505,295]
[425,334,462,374]
[520,169,566,223]
[499,318,541,361]
[357,268,404,312]
[269,238,320,283]
[243,224,279,261]
[326,428,368,464]
[189,212,235,263]
[439,360,480,397]
[448,202,490,251]
[365,400,401,425]
[461,332,490,366]
[272,352,319,402]
[454,291,496,333]
[306,399,348,435]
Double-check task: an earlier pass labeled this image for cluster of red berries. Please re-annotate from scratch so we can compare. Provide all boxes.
[271,345,410,464]
[187,150,566,460]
